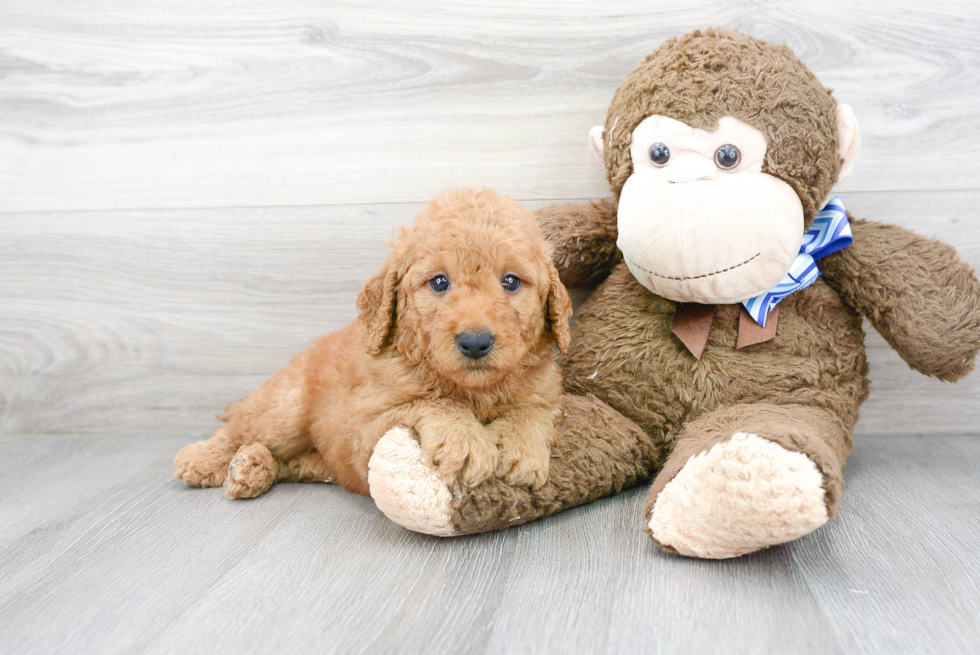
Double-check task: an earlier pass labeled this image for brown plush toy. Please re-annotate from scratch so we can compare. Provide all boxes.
[367,28,980,558]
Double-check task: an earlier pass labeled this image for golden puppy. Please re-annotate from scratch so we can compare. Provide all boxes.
[174,187,571,500]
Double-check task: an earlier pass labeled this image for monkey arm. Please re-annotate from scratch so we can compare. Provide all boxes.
[536,199,621,288]
[820,217,980,382]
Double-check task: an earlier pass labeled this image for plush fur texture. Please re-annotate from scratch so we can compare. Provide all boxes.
[174,187,572,499]
[535,200,621,288]
[368,29,980,558]
[431,275,865,537]
[602,28,840,225]
[649,432,829,559]
[615,114,809,305]
[369,427,456,536]
[443,393,662,533]
[820,220,980,381]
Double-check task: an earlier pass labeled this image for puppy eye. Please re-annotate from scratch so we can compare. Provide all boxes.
[429,275,450,293]
[501,274,521,292]
[714,144,741,169]
[649,143,670,167]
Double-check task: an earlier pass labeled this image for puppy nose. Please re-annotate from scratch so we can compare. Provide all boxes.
[456,330,494,360]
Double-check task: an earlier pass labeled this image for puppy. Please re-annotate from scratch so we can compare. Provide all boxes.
[174,187,572,500]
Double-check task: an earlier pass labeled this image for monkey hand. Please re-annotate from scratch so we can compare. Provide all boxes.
[821,217,980,381]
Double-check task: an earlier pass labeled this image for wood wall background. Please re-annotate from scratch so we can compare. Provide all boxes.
[2,0,979,440]
[3,3,980,653]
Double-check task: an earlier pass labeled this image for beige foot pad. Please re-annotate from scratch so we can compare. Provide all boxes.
[649,433,828,559]
[368,428,459,537]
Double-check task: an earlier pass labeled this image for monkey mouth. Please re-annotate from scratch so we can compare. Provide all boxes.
[625,252,761,281]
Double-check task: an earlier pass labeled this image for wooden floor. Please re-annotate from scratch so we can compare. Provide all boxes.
[2,1,980,653]
[0,433,978,654]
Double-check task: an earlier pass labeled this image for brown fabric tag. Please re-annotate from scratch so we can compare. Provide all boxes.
[670,303,717,360]
[736,305,779,349]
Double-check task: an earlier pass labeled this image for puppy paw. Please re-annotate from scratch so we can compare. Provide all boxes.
[174,439,232,487]
[224,444,277,499]
[421,425,499,488]
[493,430,551,490]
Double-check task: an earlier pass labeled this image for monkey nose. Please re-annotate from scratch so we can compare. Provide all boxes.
[665,155,717,184]
[456,330,494,360]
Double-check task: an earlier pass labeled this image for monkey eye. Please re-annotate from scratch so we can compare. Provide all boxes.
[429,275,450,293]
[714,144,741,169]
[649,143,671,167]
[501,274,521,292]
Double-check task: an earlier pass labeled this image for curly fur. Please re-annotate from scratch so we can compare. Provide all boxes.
[602,27,840,225]
[174,187,572,498]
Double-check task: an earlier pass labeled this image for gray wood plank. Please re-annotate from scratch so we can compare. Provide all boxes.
[143,498,517,655]
[484,489,844,655]
[791,436,980,655]
[0,434,977,654]
[0,431,187,540]
[2,192,978,439]
[1,1,978,212]
[0,471,307,653]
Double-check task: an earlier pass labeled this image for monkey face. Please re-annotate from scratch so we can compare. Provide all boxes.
[609,115,805,305]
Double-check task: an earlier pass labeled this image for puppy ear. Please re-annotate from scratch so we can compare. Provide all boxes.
[546,264,572,355]
[357,252,399,355]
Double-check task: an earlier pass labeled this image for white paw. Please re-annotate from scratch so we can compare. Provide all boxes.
[649,433,828,559]
[368,427,459,537]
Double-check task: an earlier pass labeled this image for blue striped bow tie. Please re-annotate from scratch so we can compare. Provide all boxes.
[742,197,852,327]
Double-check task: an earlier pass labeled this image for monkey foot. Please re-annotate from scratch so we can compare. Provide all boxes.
[648,433,828,559]
[368,428,460,536]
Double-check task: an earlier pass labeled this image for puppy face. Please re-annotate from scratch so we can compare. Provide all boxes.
[357,188,571,389]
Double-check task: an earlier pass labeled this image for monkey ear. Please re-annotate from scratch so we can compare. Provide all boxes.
[836,104,861,182]
[357,253,400,355]
[589,125,606,159]
[546,264,573,355]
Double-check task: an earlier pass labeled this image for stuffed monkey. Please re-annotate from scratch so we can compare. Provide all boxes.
[368,28,980,558]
